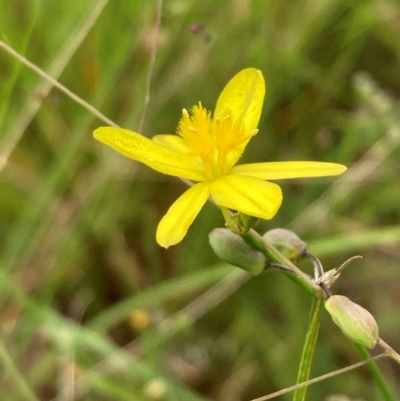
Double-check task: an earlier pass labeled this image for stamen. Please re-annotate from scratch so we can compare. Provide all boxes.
[188,126,196,132]
[198,101,207,116]
[223,115,231,121]
[215,117,220,124]
[250,129,259,136]
[182,108,189,118]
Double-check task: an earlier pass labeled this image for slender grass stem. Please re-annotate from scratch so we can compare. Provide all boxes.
[355,343,395,401]
[250,352,388,401]
[0,40,117,130]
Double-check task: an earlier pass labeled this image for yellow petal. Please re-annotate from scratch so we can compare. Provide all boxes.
[210,175,282,220]
[214,68,265,134]
[94,127,205,181]
[156,182,211,248]
[232,161,347,180]
[152,134,191,155]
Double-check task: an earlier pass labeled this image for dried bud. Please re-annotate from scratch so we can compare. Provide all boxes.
[317,256,362,288]
[263,228,308,261]
[325,295,379,349]
[318,269,340,288]
[209,228,266,275]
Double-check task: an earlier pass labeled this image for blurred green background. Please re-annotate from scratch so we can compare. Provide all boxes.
[1,0,400,400]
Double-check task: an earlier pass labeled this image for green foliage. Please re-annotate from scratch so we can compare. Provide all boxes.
[1,0,400,399]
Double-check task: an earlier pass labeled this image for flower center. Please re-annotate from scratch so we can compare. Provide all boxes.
[177,103,255,180]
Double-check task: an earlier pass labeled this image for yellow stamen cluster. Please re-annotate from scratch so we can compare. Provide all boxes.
[177,103,252,180]
[177,103,212,159]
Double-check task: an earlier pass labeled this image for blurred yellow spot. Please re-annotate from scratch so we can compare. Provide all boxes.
[129,309,150,331]
[143,378,167,400]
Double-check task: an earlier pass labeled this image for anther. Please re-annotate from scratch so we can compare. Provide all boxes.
[189,126,196,132]
[182,109,189,118]
[250,129,259,136]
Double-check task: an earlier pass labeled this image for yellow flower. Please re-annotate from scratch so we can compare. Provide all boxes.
[94,68,346,248]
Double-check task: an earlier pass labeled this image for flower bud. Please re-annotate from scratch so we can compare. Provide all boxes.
[263,228,308,261]
[209,228,266,275]
[325,295,379,349]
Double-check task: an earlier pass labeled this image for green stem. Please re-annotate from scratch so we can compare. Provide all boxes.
[292,296,324,401]
[355,343,395,401]
[241,228,395,400]
[242,229,322,296]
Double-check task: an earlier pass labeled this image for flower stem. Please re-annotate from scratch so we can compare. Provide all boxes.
[241,229,326,400]
[240,228,396,400]
[292,295,324,401]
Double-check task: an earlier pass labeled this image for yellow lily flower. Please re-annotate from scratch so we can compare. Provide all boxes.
[94,68,346,248]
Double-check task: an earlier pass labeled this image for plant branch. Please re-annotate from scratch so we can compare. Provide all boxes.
[242,229,323,296]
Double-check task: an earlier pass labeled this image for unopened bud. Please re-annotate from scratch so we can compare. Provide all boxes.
[209,228,266,275]
[325,295,379,349]
[263,228,308,261]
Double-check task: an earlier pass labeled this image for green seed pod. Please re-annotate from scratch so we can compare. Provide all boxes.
[263,228,308,261]
[209,228,266,275]
[325,295,379,349]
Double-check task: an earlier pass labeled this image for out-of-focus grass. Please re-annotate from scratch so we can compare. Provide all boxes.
[1,0,400,400]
